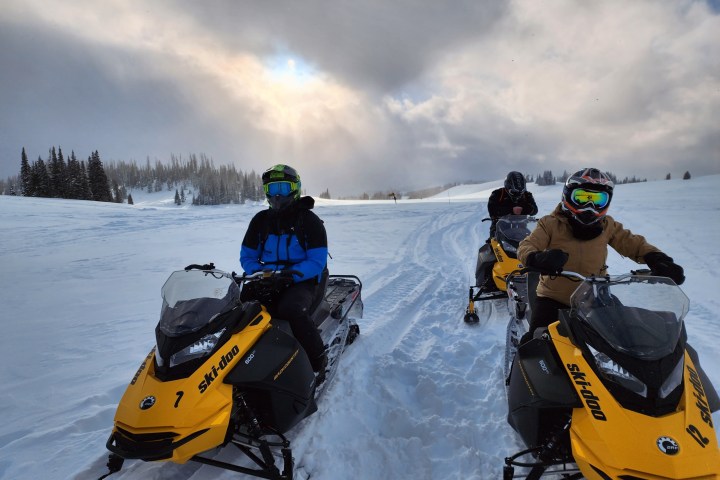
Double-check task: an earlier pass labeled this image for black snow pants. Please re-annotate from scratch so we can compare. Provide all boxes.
[274,281,326,371]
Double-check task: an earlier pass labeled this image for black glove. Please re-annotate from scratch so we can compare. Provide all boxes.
[242,272,293,306]
[644,252,685,285]
[526,249,569,275]
[277,269,297,279]
[273,271,295,289]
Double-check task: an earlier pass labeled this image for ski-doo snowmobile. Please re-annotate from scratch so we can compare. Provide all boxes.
[503,269,720,479]
[464,215,536,323]
[100,264,362,479]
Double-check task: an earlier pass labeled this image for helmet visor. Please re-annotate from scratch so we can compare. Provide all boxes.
[264,181,298,197]
[571,188,610,208]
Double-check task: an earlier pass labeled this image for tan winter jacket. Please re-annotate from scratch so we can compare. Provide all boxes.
[517,204,661,305]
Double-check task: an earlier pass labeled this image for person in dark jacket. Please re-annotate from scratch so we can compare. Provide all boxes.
[474,172,539,290]
[240,164,328,377]
[487,171,538,240]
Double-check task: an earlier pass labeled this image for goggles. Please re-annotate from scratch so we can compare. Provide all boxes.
[264,181,298,197]
[571,188,610,208]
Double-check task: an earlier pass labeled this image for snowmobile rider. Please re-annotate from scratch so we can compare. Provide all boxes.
[474,171,539,291]
[487,171,538,240]
[240,164,328,378]
[517,167,685,335]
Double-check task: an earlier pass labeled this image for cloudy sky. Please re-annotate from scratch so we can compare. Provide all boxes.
[1,0,718,196]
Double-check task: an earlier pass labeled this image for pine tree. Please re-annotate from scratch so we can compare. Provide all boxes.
[50,147,68,198]
[66,151,83,199]
[174,189,181,205]
[666,173,671,180]
[127,193,134,205]
[536,170,555,186]
[683,171,691,180]
[87,151,113,202]
[78,161,92,200]
[32,157,51,197]
[20,148,32,196]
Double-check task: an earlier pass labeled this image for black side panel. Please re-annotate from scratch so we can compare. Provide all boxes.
[518,338,579,405]
[507,337,579,449]
[224,324,316,433]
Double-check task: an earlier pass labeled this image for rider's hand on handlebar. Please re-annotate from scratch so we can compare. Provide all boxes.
[526,249,569,275]
[277,270,295,278]
[644,252,685,285]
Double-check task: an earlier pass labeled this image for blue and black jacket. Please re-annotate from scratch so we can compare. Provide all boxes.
[240,196,327,283]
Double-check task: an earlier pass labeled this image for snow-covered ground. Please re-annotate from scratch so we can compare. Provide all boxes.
[1,176,718,479]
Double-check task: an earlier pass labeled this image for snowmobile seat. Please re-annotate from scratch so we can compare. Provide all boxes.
[273,318,293,335]
[310,268,329,311]
[309,269,331,327]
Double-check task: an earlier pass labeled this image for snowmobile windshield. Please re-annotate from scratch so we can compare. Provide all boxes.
[570,275,689,360]
[157,270,241,337]
[495,215,535,244]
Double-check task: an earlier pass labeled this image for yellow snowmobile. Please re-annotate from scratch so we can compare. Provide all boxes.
[464,215,536,323]
[504,269,720,479]
[100,264,362,479]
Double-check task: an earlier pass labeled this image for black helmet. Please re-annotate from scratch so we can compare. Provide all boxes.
[262,164,301,210]
[504,171,526,201]
[561,168,614,225]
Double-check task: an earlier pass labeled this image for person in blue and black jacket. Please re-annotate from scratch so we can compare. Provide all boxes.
[240,164,328,377]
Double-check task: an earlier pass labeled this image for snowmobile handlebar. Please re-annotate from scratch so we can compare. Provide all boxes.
[232,269,304,284]
[184,262,216,271]
[481,215,537,222]
[510,266,581,279]
[514,267,654,282]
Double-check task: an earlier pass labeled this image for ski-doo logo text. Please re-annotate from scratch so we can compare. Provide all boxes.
[198,345,241,393]
[688,365,713,428]
[131,349,155,385]
[567,364,607,421]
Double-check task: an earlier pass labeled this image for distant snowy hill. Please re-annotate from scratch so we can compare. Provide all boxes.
[1,175,718,480]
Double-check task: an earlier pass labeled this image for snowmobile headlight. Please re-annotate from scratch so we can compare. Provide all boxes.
[169,328,226,368]
[501,239,517,255]
[659,356,684,399]
[588,345,648,397]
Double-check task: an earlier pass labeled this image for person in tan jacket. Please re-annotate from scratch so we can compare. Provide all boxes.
[518,167,685,333]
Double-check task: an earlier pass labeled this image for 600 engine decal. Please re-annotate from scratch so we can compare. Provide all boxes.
[198,345,240,393]
[567,363,607,421]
